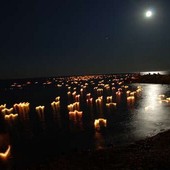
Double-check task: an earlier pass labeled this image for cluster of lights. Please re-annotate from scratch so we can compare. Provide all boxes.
[0,74,144,158]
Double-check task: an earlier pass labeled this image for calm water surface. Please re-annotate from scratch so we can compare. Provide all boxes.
[0,78,170,164]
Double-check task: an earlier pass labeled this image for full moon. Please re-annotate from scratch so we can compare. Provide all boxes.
[146,10,152,17]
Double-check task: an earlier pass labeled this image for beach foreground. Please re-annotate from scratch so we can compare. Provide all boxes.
[1,129,170,169]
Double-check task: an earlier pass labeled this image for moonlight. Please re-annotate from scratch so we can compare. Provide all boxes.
[145,10,153,18]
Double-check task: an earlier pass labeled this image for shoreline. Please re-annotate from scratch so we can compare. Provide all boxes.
[133,74,170,84]
[1,129,170,169]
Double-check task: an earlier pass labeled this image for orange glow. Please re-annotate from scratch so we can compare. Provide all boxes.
[67,104,74,111]
[55,96,60,101]
[130,92,136,96]
[124,85,129,89]
[36,106,45,111]
[68,102,80,111]
[86,93,91,99]
[73,102,80,110]
[106,102,117,108]
[126,90,131,96]
[67,91,71,95]
[118,88,122,91]
[57,84,62,87]
[104,84,110,90]
[69,110,83,116]
[136,86,142,93]
[116,91,121,96]
[95,98,102,104]
[97,88,103,96]
[0,145,11,160]
[127,96,135,101]
[72,91,76,97]
[1,108,13,115]
[51,101,60,111]
[86,98,93,104]
[112,87,115,90]
[75,94,80,102]
[4,113,18,120]
[35,106,45,120]
[166,98,170,102]
[13,102,30,114]
[0,104,6,111]
[106,96,112,103]
[94,118,107,130]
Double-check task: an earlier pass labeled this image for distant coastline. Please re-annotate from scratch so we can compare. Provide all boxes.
[134,73,170,84]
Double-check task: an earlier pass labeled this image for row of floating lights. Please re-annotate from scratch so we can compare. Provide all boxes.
[0,85,143,124]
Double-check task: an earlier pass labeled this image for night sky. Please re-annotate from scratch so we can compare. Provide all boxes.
[0,0,170,79]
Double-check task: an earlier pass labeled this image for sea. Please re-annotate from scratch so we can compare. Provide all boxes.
[0,73,170,166]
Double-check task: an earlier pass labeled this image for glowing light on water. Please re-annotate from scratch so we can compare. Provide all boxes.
[86,98,93,104]
[127,96,135,106]
[0,104,6,111]
[86,93,91,99]
[4,113,18,120]
[51,101,60,111]
[75,94,80,102]
[106,102,117,108]
[55,96,60,101]
[69,110,83,117]
[35,106,45,120]
[1,108,13,115]
[68,102,80,111]
[0,145,11,160]
[94,118,107,131]
[13,102,30,114]
[106,96,112,103]
[145,105,154,111]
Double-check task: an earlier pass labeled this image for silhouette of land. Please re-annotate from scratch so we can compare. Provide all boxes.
[134,73,170,84]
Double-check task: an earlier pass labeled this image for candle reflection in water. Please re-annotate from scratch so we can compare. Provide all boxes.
[51,101,61,124]
[0,145,11,160]
[0,104,6,112]
[69,110,83,129]
[106,103,117,113]
[4,113,18,120]
[94,118,106,149]
[13,102,30,120]
[94,118,107,131]
[95,97,103,114]
[94,131,105,150]
[106,96,112,103]
[1,108,13,115]
[35,106,45,120]
[51,101,60,112]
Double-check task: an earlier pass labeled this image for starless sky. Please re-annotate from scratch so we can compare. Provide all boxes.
[0,0,170,78]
